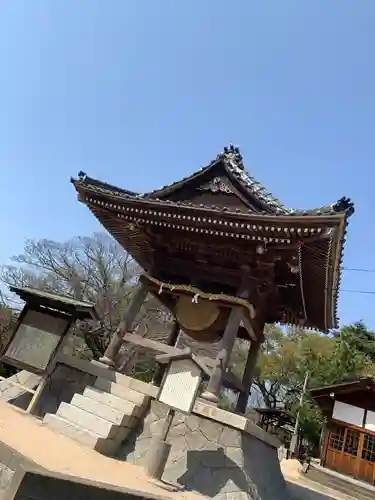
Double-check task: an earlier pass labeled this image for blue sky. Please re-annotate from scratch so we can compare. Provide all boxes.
[0,1,374,328]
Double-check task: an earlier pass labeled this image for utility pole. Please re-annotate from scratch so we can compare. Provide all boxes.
[289,371,309,457]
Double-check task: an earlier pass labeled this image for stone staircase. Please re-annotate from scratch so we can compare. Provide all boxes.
[43,375,151,456]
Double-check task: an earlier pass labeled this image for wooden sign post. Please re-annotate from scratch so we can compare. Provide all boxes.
[144,349,204,482]
[1,286,97,414]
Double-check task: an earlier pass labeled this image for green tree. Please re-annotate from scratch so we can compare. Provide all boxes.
[232,323,375,448]
[334,320,375,363]
[234,326,335,409]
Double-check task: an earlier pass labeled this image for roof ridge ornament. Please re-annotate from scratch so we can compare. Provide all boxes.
[78,171,87,182]
[331,197,355,216]
[219,145,291,214]
[221,144,245,170]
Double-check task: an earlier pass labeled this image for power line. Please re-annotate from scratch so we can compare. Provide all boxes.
[340,289,375,296]
[343,267,375,273]
[340,268,375,295]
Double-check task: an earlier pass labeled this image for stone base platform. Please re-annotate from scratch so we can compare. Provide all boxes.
[0,357,291,499]
[119,400,290,500]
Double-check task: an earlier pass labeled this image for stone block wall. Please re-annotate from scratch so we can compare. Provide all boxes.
[119,401,289,500]
[32,363,96,418]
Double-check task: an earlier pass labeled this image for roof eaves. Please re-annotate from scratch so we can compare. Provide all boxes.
[71,173,139,199]
[310,377,374,397]
[70,151,355,220]
[10,286,98,319]
[291,197,355,218]
[325,200,355,329]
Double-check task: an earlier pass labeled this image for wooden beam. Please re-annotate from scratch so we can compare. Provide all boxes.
[157,258,240,287]
[152,320,181,386]
[123,332,184,356]
[197,357,245,393]
[155,348,192,364]
[221,371,246,393]
[122,332,246,394]
[201,279,249,403]
[236,340,261,413]
[99,282,149,367]
[241,315,260,342]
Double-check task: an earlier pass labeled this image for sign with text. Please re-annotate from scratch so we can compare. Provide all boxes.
[3,310,69,374]
[158,358,202,414]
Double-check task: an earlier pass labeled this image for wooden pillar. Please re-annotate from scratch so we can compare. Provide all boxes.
[27,319,73,415]
[321,425,330,467]
[99,282,149,367]
[201,285,249,404]
[152,321,180,386]
[235,339,261,414]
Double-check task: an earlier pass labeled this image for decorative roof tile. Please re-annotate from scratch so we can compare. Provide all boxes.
[73,172,137,199]
[218,145,290,214]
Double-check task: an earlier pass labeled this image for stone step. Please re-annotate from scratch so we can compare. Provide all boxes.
[89,362,158,397]
[43,413,119,455]
[94,378,150,406]
[71,394,137,427]
[59,354,158,398]
[56,402,121,439]
[83,387,144,417]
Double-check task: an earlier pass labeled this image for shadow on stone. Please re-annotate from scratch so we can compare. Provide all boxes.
[117,415,150,463]
[177,447,260,499]
[241,434,289,500]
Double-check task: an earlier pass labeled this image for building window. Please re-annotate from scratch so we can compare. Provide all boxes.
[362,434,375,463]
[343,429,360,456]
[328,425,345,451]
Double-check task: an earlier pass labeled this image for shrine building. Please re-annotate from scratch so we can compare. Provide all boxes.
[311,379,375,485]
[71,145,354,411]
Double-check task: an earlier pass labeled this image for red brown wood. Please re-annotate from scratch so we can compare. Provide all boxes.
[71,146,355,331]
[324,423,375,485]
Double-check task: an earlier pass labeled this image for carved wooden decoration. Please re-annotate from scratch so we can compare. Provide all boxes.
[198,177,234,195]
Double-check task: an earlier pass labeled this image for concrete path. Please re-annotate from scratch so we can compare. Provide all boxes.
[281,460,356,500]
[287,481,343,500]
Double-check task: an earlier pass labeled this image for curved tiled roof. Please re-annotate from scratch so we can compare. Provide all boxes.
[71,145,355,332]
[73,146,354,219]
[143,145,290,214]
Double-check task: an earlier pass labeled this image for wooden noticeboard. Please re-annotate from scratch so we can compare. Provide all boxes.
[2,309,70,375]
[158,358,202,414]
